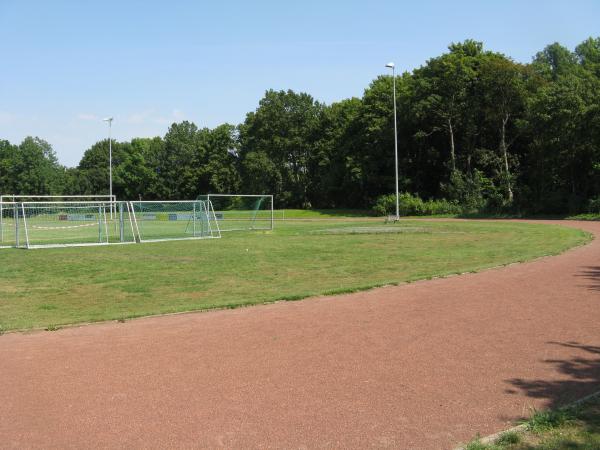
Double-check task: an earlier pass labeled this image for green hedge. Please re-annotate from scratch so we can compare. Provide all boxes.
[373,193,462,216]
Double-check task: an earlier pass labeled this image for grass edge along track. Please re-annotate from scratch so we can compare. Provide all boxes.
[0,219,591,332]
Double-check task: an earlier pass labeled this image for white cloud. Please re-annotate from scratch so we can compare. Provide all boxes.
[76,113,99,121]
[0,111,17,124]
[126,109,155,125]
[154,109,187,125]
[120,108,187,126]
[172,109,185,121]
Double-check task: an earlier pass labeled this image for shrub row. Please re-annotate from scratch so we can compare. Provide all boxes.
[373,193,462,217]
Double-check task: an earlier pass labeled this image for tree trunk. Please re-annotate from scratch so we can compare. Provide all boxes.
[448,118,456,171]
[500,114,513,203]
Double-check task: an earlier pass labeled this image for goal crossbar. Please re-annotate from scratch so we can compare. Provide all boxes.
[1,195,117,243]
[1,195,117,199]
[198,194,274,231]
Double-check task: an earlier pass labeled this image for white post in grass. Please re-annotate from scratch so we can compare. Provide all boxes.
[21,203,29,249]
[13,202,18,247]
[193,202,197,237]
[0,196,3,243]
[103,117,114,219]
[270,195,274,230]
[98,205,101,243]
[385,62,400,221]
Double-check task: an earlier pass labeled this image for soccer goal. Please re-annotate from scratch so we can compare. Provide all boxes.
[0,194,117,243]
[13,201,136,249]
[129,200,220,242]
[197,194,274,231]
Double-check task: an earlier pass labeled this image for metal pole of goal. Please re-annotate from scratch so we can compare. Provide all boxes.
[0,197,3,243]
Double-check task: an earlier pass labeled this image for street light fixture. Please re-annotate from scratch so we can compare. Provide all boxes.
[385,62,399,221]
[103,117,114,218]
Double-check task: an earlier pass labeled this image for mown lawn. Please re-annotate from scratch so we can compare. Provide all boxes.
[275,208,375,218]
[0,220,590,331]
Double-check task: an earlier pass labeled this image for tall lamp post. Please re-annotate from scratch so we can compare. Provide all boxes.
[385,62,399,221]
[103,117,114,217]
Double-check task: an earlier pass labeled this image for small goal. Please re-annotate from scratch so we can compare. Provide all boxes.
[0,195,117,244]
[197,194,273,231]
[1,198,223,249]
[129,200,220,242]
[12,201,136,249]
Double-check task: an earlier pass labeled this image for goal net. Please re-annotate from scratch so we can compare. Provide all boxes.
[14,201,136,249]
[0,202,16,248]
[129,200,220,242]
[197,194,273,231]
[1,195,118,243]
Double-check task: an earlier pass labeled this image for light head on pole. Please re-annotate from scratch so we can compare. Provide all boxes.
[385,62,395,69]
[103,117,113,124]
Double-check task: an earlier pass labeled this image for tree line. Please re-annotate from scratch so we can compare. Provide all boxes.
[1,38,600,214]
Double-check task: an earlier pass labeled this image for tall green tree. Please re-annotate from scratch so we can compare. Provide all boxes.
[239,89,324,207]
[116,137,163,200]
[310,97,363,207]
[158,121,201,198]
[477,55,529,203]
[0,140,17,193]
[10,137,63,195]
[525,73,598,212]
[77,139,128,197]
[412,40,483,173]
[575,37,600,76]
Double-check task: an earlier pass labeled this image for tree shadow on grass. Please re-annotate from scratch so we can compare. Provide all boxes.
[577,266,600,292]
[505,341,600,411]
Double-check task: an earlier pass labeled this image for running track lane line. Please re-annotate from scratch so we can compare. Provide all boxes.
[1,220,599,449]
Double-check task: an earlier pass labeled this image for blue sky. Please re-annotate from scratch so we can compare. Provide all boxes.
[1,0,599,167]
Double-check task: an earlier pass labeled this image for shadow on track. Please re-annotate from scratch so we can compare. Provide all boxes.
[577,266,600,291]
[505,341,600,410]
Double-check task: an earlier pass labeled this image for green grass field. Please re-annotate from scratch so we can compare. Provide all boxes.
[276,209,375,218]
[0,219,590,331]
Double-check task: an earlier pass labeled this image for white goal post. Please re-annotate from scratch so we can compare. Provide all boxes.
[198,194,274,231]
[129,200,221,243]
[0,198,228,249]
[0,194,117,244]
[12,201,135,249]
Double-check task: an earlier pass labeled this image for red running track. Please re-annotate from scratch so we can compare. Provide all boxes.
[1,220,599,449]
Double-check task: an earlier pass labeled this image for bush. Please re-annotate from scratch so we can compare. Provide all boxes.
[422,198,463,215]
[442,170,490,213]
[527,408,576,433]
[588,196,600,214]
[373,193,462,216]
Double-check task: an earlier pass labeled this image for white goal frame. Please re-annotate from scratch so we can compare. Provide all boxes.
[0,199,228,249]
[128,200,221,243]
[0,195,117,243]
[0,194,117,203]
[202,194,274,231]
[14,200,131,249]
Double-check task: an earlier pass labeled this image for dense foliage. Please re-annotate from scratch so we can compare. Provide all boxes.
[2,38,600,214]
[373,193,461,217]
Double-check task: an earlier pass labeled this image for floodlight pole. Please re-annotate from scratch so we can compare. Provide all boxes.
[103,117,114,218]
[386,62,400,221]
